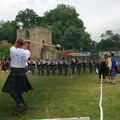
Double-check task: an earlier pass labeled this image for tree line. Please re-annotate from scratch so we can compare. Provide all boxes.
[0,4,120,52]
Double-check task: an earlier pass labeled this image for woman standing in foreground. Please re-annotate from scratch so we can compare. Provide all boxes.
[2,39,33,115]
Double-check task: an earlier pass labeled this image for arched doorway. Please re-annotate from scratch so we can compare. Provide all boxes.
[25,30,30,40]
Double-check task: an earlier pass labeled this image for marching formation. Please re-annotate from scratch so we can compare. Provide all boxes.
[25,57,100,75]
[0,57,100,75]
[0,54,119,82]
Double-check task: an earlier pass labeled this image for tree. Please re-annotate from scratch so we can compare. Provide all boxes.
[42,4,91,50]
[100,30,113,40]
[43,4,83,28]
[112,34,120,42]
[15,8,39,28]
[90,40,97,51]
[0,20,17,43]
[98,30,120,51]
[62,26,92,51]
[0,42,11,59]
[52,26,62,44]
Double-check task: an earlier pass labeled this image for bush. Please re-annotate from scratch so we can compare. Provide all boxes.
[0,42,11,59]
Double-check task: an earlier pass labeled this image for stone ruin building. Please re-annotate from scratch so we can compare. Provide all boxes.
[17,26,61,60]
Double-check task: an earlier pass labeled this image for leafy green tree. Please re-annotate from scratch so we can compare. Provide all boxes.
[62,26,92,51]
[0,42,11,59]
[15,8,39,28]
[90,40,97,51]
[43,4,83,28]
[97,39,114,51]
[98,30,120,51]
[112,34,120,42]
[42,4,91,50]
[52,26,62,44]
[100,30,113,40]
[0,21,16,43]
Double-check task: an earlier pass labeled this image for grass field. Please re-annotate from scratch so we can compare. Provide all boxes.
[0,71,120,120]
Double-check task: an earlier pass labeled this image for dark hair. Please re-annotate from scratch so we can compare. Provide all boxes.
[17,38,24,46]
[111,53,114,57]
[104,54,106,57]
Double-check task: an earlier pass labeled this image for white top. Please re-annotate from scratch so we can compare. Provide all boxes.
[108,57,112,69]
[10,46,30,68]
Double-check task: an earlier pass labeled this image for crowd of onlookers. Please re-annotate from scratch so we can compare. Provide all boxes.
[0,54,119,84]
[98,53,119,84]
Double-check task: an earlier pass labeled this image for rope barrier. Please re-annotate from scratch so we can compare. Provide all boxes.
[99,77,103,120]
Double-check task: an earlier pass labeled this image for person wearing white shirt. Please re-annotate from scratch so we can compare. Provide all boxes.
[2,38,33,115]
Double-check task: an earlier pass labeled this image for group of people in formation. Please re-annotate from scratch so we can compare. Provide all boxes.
[0,54,119,83]
[0,57,101,75]
[98,53,118,84]
[26,57,100,75]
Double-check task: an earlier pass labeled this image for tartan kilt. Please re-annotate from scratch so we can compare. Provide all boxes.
[2,68,33,93]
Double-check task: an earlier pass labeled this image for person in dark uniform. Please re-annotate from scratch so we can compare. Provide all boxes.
[1,59,6,72]
[89,59,93,73]
[27,58,31,73]
[82,59,87,73]
[40,60,45,76]
[36,59,41,75]
[45,59,50,76]
[63,58,69,75]
[75,58,81,75]
[58,59,63,75]
[31,59,36,75]
[98,57,106,83]
[50,60,56,75]
[71,58,76,75]
[2,39,33,115]
[5,59,10,72]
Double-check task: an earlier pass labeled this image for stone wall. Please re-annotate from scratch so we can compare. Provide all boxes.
[17,26,59,59]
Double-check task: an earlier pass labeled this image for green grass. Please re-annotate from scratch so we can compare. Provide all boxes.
[0,71,120,120]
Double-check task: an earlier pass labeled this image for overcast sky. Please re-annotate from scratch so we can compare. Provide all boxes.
[0,0,120,41]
